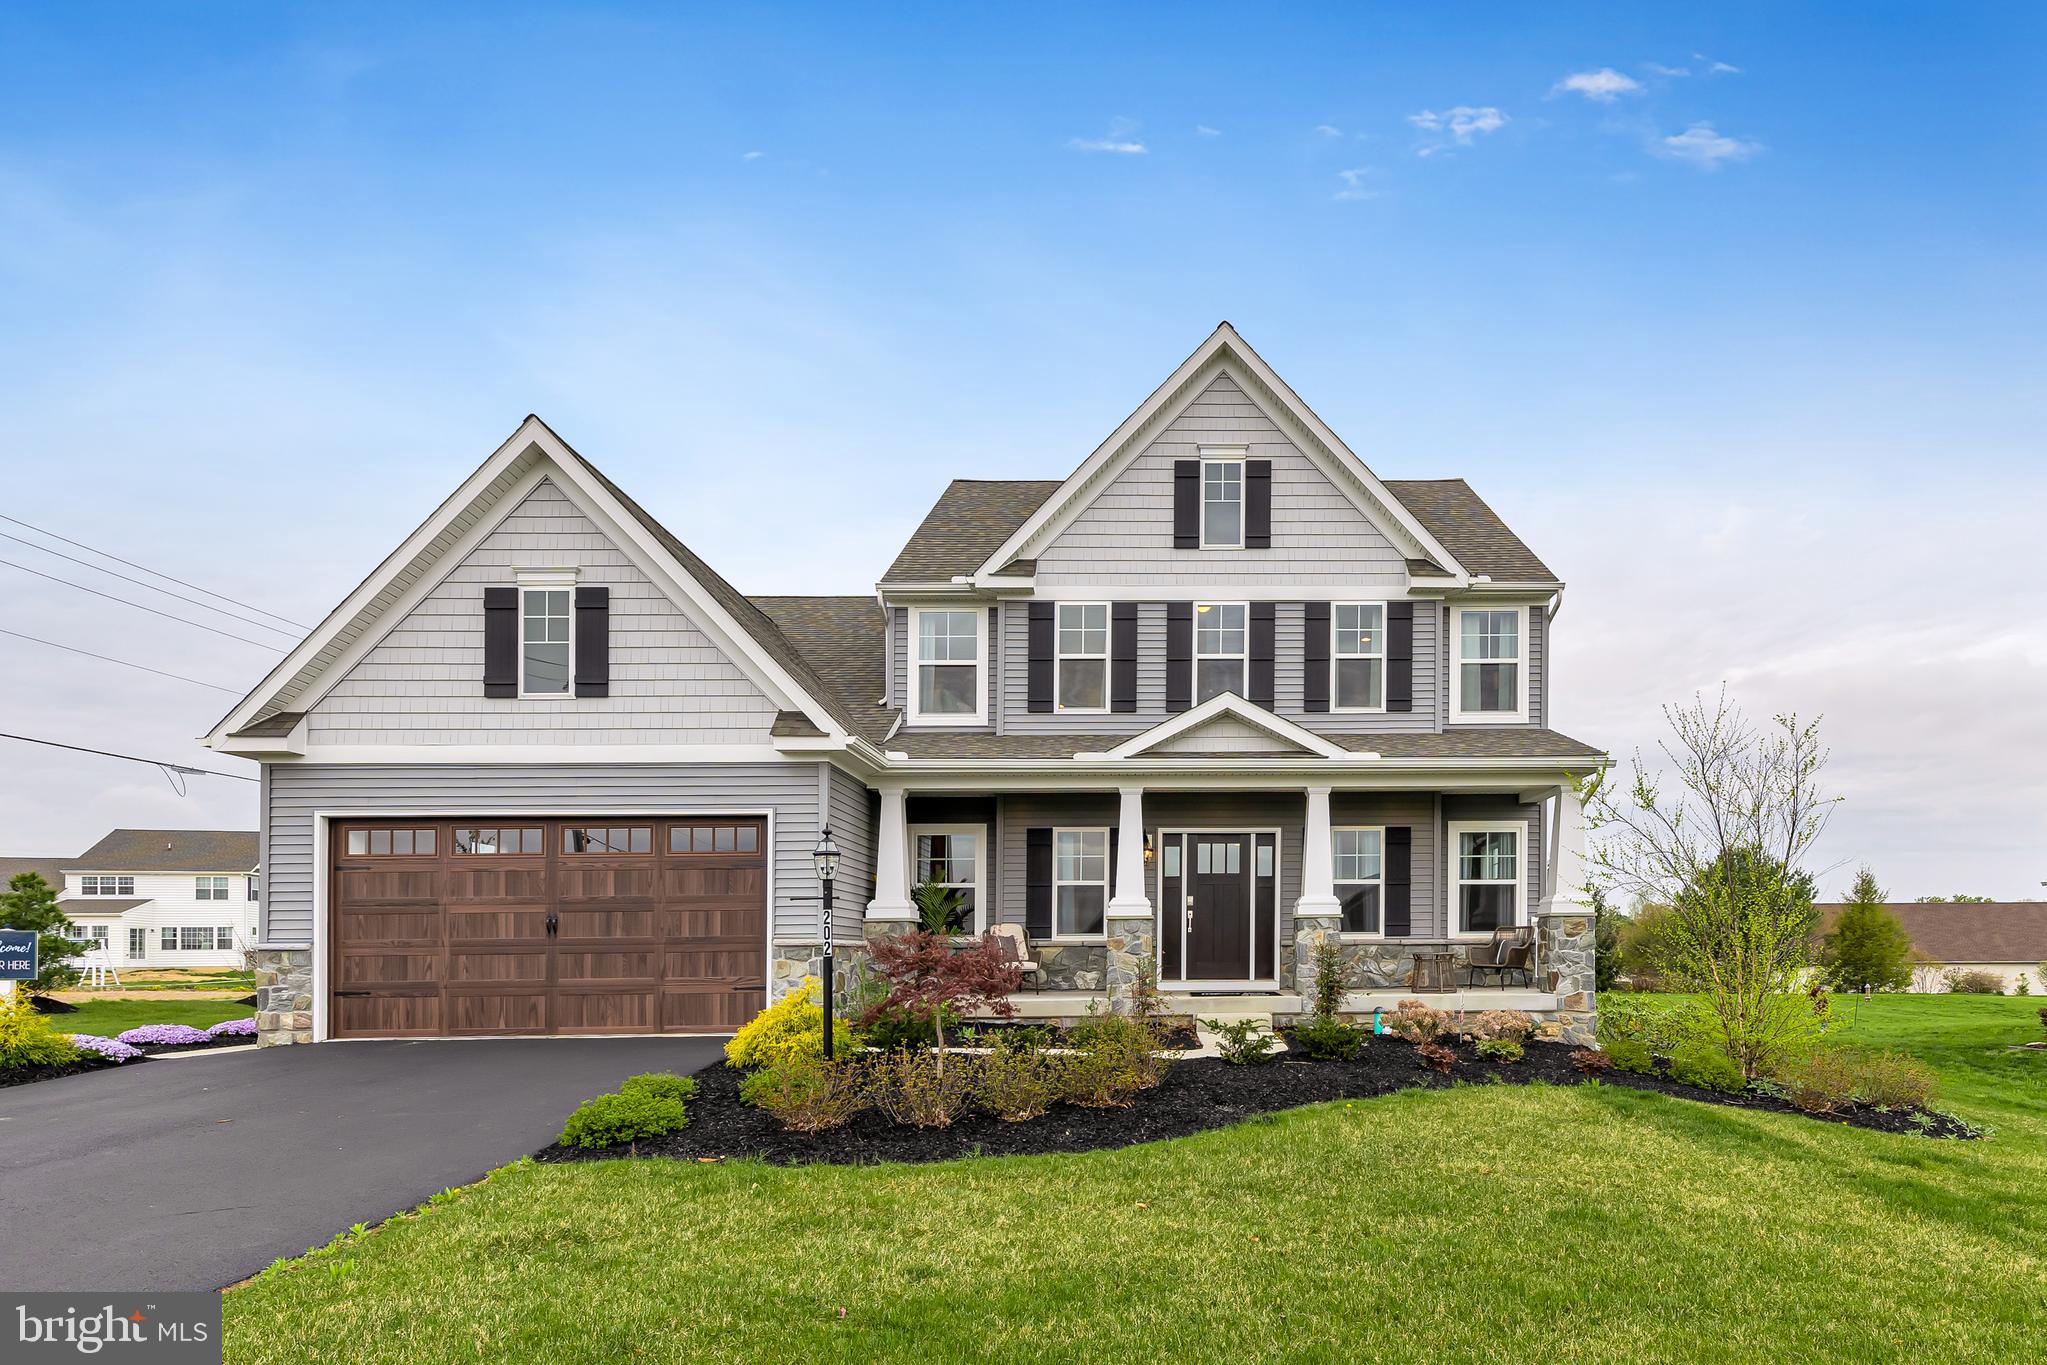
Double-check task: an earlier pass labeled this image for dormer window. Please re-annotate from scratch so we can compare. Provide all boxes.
[911,607,986,726]
[1200,455,1245,549]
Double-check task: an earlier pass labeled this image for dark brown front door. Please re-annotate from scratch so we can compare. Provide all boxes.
[1186,835,1253,980]
[330,817,766,1038]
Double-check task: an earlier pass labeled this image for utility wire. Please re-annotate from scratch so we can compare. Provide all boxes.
[0,627,242,694]
[0,732,259,783]
[0,557,288,651]
[0,529,298,638]
[0,512,309,630]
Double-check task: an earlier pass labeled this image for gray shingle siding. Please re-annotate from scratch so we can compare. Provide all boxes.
[306,479,780,745]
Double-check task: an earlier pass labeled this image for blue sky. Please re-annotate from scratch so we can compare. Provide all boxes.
[2,3,2042,897]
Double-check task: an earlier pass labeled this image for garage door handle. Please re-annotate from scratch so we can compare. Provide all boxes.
[546,912,559,938]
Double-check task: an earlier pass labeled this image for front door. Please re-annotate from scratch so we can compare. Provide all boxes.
[1158,831,1279,984]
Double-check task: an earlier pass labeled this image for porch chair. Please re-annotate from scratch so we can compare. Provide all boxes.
[1462,927,1534,988]
[987,923,1043,992]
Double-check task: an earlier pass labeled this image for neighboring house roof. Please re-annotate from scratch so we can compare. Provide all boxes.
[227,711,304,739]
[1382,480,1556,583]
[69,829,259,873]
[748,596,895,743]
[881,480,1062,584]
[1817,902,2047,966]
[0,856,71,888]
[886,726,1604,761]
[57,897,151,914]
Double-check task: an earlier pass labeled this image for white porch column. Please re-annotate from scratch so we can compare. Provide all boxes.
[1542,781,1593,913]
[1537,779,1598,1044]
[1108,785,1151,916]
[1296,785,1342,918]
[865,782,916,925]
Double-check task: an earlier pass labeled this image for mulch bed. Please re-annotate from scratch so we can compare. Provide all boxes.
[536,1037,1977,1167]
[132,1035,254,1057]
[960,1019,1203,1051]
[0,1056,144,1089]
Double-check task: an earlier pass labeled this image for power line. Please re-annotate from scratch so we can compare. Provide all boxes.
[0,732,258,783]
[0,530,299,638]
[0,512,308,630]
[0,557,288,652]
[0,627,242,694]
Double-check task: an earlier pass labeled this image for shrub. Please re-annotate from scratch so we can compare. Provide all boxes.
[1569,1047,1614,1074]
[1386,998,1450,1045]
[988,1023,1055,1056]
[1056,1048,1147,1109]
[739,1056,868,1132]
[1414,1040,1457,1073]
[1475,1038,1524,1063]
[68,1033,143,1063]
[1072,1009,1171,1089]
[619,1072,698,1105]
[115,1023,211,1048]
[861,930,1021,1062]
[205,1017,258,1040]
[1778,1049,1859,1114]
[1943,968,2005,995]
[1604,1038,1656,1075]
[1667,1045,1745,1094]
[0,994,82,1070]
[1847,1049,1936,1109]
[1467,1009,1535,1044]
[1308,938,1351,1021]
[869,1048,976,1128]
[2016,974,2032,996]
[1203,1017,1279,1065]
[559,1090,689,1149]
[724,978,856,1069]
[973,1048,1061,1122]
[1290,1016,1366,1061]
[866,1004,949,1051]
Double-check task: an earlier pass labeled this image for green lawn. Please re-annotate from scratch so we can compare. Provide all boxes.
[60,997,253,1038]
[225,996,2047,1363]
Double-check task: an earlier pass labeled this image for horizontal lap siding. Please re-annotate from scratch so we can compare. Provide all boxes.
[1442,794,1546,916]
[1000,601,1168,732]
[825,767,877,941]
[1440,602,1547,730]
[995,794,1118,928]
[261,762,837,944]
[307,479,778,745]
[892,605,996,731]
[1033,373,1410,590]
[1330,792,1441,939]
[1275,600,1437,732]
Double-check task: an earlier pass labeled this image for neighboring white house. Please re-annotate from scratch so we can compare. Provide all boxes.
[51,829,261,971]
[1817,900,2047,995]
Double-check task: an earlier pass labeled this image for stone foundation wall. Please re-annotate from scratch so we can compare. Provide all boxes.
[253,947,313,1046]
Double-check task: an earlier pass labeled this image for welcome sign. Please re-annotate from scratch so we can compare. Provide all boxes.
[0,929,37,981]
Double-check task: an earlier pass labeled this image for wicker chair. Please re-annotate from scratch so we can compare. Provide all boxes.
[1463,927,1534,987]
[987,923,1043,992]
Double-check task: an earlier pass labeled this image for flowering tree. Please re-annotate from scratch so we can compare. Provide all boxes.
[860,930,1021,1071]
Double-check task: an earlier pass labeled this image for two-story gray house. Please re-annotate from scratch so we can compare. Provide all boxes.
[206,324,1606,1047]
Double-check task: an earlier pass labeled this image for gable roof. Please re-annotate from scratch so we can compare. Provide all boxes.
[70,829,259,873]
[1383,480,1555,582]
[887,725,1605,762]
[0,855,71,888]
[748,595,896,743]
[882,481,1062,585]
[1817,902,2047,965]
[1093,694,1348,760]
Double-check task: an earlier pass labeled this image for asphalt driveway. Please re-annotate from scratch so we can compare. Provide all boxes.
[0,1036,726,1292]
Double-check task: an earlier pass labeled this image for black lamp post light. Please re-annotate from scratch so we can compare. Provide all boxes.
[813,827,841,1060]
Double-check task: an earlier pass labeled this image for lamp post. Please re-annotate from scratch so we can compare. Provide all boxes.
[813,827,841,1060]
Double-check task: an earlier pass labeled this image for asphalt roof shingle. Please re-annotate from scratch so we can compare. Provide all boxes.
[748,596,897,744]
[71,829,259,873]
[881,480,1062,584]
[1383,480,1556,582]
[0,856,72,889]
[885,726,1603,761]
[1816,903,2047,966]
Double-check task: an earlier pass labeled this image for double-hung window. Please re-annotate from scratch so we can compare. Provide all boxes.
[1194,603,1247,703]
[1333,604,1386,711]
[1056,603,1109,712]
[911,824,983,933]
[1450,823,1522,936]
[1454,607,1525,720]
[1053,829,1109,938]
[1200,454,1244,548]
[247,877,261,901]
[195,876,230,901]
[1333,827,1384,935]
[911,608,985,724]
[80,875,134,896]
[520,586,573,696]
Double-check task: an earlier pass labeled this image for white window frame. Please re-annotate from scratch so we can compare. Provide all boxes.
[217,924,235,948]
[247,876,261,901]
[1332,825,1386,940]
[910,823,986,934]
[1192,601,1249,704]
[1450,604,1530,724]
[1198,448,1246,550]
[516,569,578,700]
[1054,601,1110,714]
[908,605,988,727]
[1331,602,1388,714]
[160,927,177,951]
[80,875,135,896]
[127,926,147,961]
[1051,826,1111,942]
[195,875,230,901]
[1447,820,1525,939]
[67,923,110,946]
[178,926,215,952]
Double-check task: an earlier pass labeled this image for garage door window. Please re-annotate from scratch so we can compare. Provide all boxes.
[670,823,760,854]
[346,827,437,856]
[453,827,543,855]
[564,826,652,854]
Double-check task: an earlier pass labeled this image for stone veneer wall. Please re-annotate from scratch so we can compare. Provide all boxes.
[1536,908,1597,1044]
[253,947,313,1046]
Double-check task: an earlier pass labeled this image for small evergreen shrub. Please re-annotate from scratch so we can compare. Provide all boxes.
[1203,1017,1279,1065]
[1604,1038,1656,1075]
[973,1047,1061,1122]
[1387,999,1450,1045]
[0,992,81,1070]
[1569,1047,1614,1074]
[619,1072,698,1105]
[1290,1016,1367,1061]
[559,1089,689,1149]
[864,1005,951,1051]
[869,1048,976,1128]
[1414,1040,1457,1073]
[1475,1038,1524,1063]
[723,978,856,1069]
[1667,1045,1745,1094]
[738,1056,868,1132]
[1309,938,1352,1020]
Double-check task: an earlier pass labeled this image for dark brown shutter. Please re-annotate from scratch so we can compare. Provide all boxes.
[1387,601,1415,713]
[1025,828,1053,940]
[1165,602,1193,712]
[1302,602,1330,712]
[1173,459,1200,549]
[1027,601,1055,713]
[1110,603,1138,712]
[1108,827,1119,898]
[483,587,518,698]
[1384,826,1412,937]
[573,585,610,698]
[1245,459,1272,548]
[1249,602,1275,706]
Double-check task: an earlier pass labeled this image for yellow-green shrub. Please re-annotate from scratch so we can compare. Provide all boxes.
[0,993,82,1071]
[724,978,856,1069]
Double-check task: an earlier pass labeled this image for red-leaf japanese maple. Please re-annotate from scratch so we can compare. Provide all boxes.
[861,930,1022,1067]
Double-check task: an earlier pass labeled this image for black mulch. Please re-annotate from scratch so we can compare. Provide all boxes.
[960,1019,1203,1051]
[535,1038,1977,1167]
[0,1055,142,1089]
[133,1035,254,1057]
[28,997,79,1014]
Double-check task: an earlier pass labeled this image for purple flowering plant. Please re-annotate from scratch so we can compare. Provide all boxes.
[69,1034,144,1063]
[115,1023,213,1047]
[206,1017,257,1039]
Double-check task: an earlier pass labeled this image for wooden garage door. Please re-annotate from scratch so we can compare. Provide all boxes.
[329,817,766,1038]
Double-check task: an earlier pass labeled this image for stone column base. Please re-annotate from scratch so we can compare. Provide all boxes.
[1105,910,1156,1008]
[1293,912,1343,1008]
[252,947,314,1046]
[1538,906,1599,1046]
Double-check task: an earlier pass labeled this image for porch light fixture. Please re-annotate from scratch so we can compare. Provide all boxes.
[1143,832,1155,864]
[814,828,841,1059]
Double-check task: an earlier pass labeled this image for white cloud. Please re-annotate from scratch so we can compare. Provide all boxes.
[741,150,765,161]
[1195,125,1221,137]
[1070,117,1147,155]
[1314,124,1342,137]
[1645,62,1690,78]
[1407,106,1507,155]
[1694,52,1742,74]
[1657,121,1761,168]
[1553,68,1643,102]
[1332,167,1375,201]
